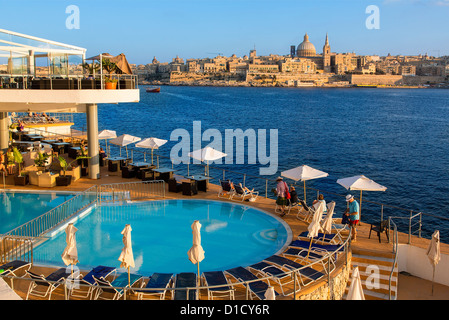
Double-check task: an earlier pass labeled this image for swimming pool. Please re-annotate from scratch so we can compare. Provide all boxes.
[0,191,76,234]
[33,199,291,275]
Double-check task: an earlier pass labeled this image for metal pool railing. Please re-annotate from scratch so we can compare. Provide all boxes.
[0,235,34,265]
[4,186,98,238]
[98,180,166,204]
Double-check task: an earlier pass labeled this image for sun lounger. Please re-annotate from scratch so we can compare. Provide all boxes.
[70,265,116,299]
[297,231,339,244]
[296,200,315,221]
[93,272,143,300]
[0,260,32,290]
[231,183,259,202]
[202,271,235,300]
[263,255,325,287]
[289,239,344,254]
[225,266,278,300]
[247,261,300,296]
[25,267,72,300]
[173,272,197,300]
[136,273,173,300]
[218,179,235,199]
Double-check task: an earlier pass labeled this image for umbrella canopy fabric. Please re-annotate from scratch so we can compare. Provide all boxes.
[307,202,324,238]
[187,220,205,265]
[427,230,441,267]
[98,129,117,140]
[188,146,227,163]
[336,175,387,192]
[347,266,365,300]
[110,53,133,75]
[264,286,276,300]
[61,223,79,266]
[85,52,114,60]
[109,134,141,147]
[322,201,336,234]
[281,165,329,182]
[118,224,135,269]
[135,137,167,150]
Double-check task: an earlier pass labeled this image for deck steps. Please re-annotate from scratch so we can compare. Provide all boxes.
[343,248,398,300]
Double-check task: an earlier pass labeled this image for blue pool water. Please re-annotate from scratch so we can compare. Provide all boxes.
[0,192,75,234]
[33,200,290,275]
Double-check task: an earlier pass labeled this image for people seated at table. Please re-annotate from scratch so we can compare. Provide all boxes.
[0,151,8,176]
[99,147,107,166]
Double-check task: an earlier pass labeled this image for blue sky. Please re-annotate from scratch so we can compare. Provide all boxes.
[1,0,448,64]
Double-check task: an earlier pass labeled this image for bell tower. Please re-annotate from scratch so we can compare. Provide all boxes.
[323,33,331,73]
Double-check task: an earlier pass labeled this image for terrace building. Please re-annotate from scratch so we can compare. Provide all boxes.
[0,29,139,180]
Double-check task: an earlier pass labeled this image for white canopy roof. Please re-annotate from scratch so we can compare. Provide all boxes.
[188,146,227,162]
[98,129,117,140]
[109,134,141,147]
[135,137,168,150]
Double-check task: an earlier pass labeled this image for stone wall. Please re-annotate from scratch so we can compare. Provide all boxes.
[349,74,403,86]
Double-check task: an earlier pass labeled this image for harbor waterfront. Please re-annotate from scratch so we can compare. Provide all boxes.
[73,85,449,241]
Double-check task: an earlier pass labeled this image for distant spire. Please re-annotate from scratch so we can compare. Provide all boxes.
[304,33,309,42]
[325,33,329,46]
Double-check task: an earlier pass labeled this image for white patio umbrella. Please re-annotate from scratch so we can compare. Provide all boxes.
[135,137,168,164]
[321,201,336,234]
[264,286,276,300]
[61,223,79,276]
[187,220,205,286]
[118,224,135,287]
[336,175,387,220]
[426,230,440,296]
[109,134,141,158]
[306,201,324,259]
[98,129,117,157]
[188,146,227,176]
[347,266,365,300]
[281,165,328,203]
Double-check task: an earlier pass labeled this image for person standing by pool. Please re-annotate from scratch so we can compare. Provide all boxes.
[345,194,360,241]
[275,177,289,217]
[0,151,8,176]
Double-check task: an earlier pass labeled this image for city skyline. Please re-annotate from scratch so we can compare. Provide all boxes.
[0,0,448,64]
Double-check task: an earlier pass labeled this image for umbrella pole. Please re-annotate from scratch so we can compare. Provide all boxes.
[128,266,131,287]
[197,263,200,287]
[306,238,313,260]
[432,266,435,296]
[304,181,306,204]
[151,149,154,165]
[360,190,363,222]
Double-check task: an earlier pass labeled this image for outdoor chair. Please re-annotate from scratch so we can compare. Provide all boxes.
[0,260,32,290]
[93,272,143,300]
[296,200,315,222]
[263,255,325,287]
[70,265,116,300]
[369,220,390,243]
[201,271,235,300]
[231,183,259,202]
[168,178,182,193]
[218,179,235,199]
[121,166,136,178]
[173,272,197,300]
[225,266,278,300]
[136,273,174,300]
[247,261,300,296]
[25,268,72,300]
[297,231,339,244]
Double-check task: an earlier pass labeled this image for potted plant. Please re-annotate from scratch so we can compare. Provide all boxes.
[102,58,118,89]
[12,147,28,185]
[34,151,50,171]
[55,155,90,186]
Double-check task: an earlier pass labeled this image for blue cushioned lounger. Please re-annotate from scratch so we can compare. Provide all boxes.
[26,268,71,300]
[137,273,173,300]
[174,272,197,300]
[263,255,325,283]
[0,260,32,290]
[247,262,299,296]
[298,231,338,243]
[202,271,235,300]
[225,266,278,300]
[93,272,143,300]
[70,265,116,299]
[289,239,343,253]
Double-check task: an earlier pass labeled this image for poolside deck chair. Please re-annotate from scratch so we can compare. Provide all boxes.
[136,273,173,300]
[225,266,278,300]
[93,272,143,300]
[231,183,259,202]
[173,272,197,300]
[296,200,315,222]
[289,239,344,254]
[297,231,339,244]
[263,255,325,287]
[218,179,235,199]
[25,268,72,300]
[70,265,116,299]
[0,260,32,290]
[332,223,351,242]
[247,261,300,296]
[201,271,235,300]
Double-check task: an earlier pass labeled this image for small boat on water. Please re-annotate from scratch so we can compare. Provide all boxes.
[146,86,160,93]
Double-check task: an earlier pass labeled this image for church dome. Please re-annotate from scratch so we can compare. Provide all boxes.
[297,33,316,57]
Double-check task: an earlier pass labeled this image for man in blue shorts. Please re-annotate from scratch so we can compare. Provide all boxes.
[345,194,360,242]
